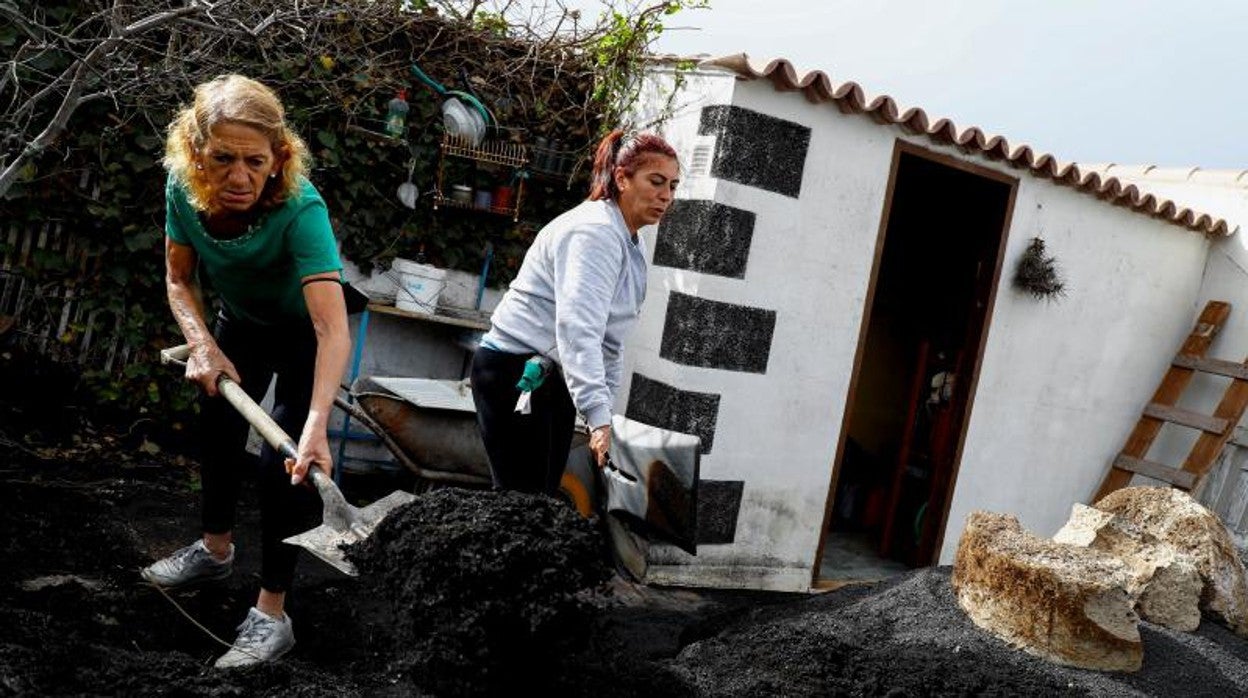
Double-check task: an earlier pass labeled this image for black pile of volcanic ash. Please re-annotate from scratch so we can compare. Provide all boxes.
[345,487,613,695]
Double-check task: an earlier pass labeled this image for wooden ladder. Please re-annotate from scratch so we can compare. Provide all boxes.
[1093,300,1248,502]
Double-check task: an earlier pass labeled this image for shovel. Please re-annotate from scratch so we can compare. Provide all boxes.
[160,344,414,576]
[600,414,701,555]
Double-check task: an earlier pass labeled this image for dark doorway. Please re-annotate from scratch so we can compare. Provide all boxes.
[818,145,1015,582]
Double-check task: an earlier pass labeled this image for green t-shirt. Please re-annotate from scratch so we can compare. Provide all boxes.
[165,174,343,325]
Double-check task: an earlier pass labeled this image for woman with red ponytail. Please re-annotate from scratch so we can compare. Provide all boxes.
[471,130,679,495]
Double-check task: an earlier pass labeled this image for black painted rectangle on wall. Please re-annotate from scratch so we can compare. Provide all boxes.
[698,480,745,545]
[653,200,755,279]
[699,104,810,198]
[660,292,777,374]
[625,373,720,454]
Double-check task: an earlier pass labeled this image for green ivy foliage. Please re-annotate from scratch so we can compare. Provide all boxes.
[0,6,596,419]
[1,0,710,422]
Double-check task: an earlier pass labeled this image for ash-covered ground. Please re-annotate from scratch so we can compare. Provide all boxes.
[2,383,1247,697]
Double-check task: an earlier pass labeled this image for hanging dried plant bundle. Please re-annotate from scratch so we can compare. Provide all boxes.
[1014,237,1066,300]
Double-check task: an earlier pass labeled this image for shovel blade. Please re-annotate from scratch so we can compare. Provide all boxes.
[284,489,416,576]
[283,526,364,576]
[604,415,700,554]
[358,490,418,522]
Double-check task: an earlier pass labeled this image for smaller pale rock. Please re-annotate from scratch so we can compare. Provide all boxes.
[1054,503,1202,632]
[954,511,1142,672]
[1095,487,1248,636]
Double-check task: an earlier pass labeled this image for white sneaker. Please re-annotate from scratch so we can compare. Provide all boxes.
[140,540,233,588]
[213,607,295,669]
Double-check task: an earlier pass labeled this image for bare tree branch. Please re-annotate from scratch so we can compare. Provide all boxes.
[0,0,692,199]
[0,0,237,196]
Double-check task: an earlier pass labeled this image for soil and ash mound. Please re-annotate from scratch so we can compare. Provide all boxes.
[346,487,615,695]
[0,445,386,696]
[675,568,1248,697]
[6,383,1248,697]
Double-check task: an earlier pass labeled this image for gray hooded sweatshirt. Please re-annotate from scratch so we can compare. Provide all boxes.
[480,199,647,429]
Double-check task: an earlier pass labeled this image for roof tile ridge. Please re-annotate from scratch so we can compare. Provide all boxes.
[693,52,1231,237]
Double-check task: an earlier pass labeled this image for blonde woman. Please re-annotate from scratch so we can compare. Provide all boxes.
[140,74,350,668]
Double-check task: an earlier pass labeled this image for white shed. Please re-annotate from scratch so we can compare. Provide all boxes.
[617,54,1241,592]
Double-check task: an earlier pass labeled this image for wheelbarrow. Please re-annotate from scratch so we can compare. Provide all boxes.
[332,375,497,489]
[334,374,703,577]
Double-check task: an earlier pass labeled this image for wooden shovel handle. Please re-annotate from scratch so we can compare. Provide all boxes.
[160,344,298,462]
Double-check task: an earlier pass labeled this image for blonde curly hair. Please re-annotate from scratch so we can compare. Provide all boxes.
[163,74,310,213]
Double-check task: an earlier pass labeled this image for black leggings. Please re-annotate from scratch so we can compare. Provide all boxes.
[470,346,576,495]
[198,312,321,593]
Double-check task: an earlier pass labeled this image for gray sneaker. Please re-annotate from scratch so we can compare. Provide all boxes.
[140,540,234,588]
[214,607,295,669]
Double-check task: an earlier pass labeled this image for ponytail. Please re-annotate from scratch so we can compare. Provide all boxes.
[587,129,677,201]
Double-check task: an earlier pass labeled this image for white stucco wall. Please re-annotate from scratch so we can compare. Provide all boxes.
[630,65,1214,590]
[1053,169,1248,504]
[1197,233,1248,366]
[941,179,1209,561]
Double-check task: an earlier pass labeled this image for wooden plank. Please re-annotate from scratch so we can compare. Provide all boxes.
[1112,455,1197,490]
[1214,447,1247,519]
[1142,403,1230,434]
[1173,354,1248,381]
[1093,301,1231,501]
[1232,426,1248,449]
[1237,473,1248,533]
[366,302,491,331]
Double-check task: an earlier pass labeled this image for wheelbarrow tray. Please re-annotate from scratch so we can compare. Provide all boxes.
[351,375,493,484]
[344,376,700,560]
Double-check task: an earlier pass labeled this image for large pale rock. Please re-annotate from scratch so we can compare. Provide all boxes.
[953,511,1142,672]
[1053,503,1202,631]
[1094,486,1248,636]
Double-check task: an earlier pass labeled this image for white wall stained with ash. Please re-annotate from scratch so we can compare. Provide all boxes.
[628,64,1217,591]
[627,68,898,591]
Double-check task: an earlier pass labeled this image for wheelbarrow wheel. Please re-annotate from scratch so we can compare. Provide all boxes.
[558,471,593,518]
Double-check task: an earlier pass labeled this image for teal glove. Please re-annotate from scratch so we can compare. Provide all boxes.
[516,356,552,393]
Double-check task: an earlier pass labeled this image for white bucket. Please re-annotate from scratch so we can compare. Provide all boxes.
[392,258,447,315]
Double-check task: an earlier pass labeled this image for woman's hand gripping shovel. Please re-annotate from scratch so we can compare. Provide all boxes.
[161,344,414,576]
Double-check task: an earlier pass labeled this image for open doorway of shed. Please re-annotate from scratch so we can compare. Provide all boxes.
[817,143,1015,584]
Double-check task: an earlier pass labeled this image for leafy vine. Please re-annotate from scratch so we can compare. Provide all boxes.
[0,0,709,417]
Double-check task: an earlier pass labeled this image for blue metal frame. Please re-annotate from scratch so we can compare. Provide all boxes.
[334,307,373,484]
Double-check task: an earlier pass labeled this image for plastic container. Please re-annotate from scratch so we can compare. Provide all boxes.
[473,190,493,209]
[450,184,472,204]
[392,257,447,315]
[493,185,515,210]
[385,90,409,139]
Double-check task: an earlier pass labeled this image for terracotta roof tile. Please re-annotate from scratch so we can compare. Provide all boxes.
[698,54,1232,236]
